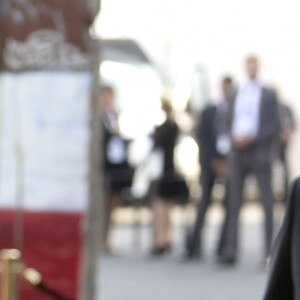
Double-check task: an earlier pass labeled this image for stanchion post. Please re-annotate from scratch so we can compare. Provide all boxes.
[0,249,21,300]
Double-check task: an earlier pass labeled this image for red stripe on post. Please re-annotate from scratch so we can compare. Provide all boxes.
[0,210,82,299]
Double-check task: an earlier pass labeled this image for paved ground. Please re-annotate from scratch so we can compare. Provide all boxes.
[97,203,283,300]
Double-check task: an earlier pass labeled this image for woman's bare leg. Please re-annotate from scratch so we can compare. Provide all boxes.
[102,193,121,252]
[152,197,171,249]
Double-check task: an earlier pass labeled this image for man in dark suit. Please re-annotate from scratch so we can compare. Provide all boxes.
[277,102,295,201]
[263,178,300,300]
[185,76,234,259]
[219,56,281,265]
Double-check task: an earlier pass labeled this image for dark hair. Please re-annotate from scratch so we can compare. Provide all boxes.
[222,76,233,85]
[101,85,114,94]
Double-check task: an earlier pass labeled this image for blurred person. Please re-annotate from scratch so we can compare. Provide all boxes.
[263,178,300,300]
[185,76,234,260]
[219,56,281,265]
[278,101,295,200]
[100,85,132,253]
[151,98,188,255]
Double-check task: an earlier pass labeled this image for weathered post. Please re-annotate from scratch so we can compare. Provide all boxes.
[80,1,103,299]
[0,1,102,299]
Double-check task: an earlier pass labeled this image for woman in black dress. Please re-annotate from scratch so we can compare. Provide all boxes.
[152,99,186,255]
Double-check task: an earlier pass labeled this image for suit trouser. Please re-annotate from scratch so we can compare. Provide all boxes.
[187,168,227,255]
[224,151,274,259]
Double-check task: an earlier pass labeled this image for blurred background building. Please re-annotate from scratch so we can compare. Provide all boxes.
[95,0,300,180]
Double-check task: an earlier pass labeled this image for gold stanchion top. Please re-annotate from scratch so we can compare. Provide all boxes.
[23,268,42,286]
[0,249,21,262]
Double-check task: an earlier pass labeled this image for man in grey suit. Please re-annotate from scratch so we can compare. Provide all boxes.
[219,56,280,265]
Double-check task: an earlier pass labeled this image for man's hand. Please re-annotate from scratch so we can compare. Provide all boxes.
[280,130,292,145]
[212,159,227,176]
[232,136,254,149]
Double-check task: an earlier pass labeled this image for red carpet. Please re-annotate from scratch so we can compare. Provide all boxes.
[0,210,82,299]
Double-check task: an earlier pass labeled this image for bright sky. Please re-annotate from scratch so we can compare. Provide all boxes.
[96,0,299,89]
[95,0,300,177]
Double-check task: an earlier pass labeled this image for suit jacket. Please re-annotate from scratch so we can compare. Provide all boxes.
[197,104,226,170]
[228,86,280,165]
[263,178,300,300]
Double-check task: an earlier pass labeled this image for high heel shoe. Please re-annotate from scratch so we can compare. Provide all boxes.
[151,244,171,256]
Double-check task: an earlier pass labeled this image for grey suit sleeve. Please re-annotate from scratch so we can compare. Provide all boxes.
[255,89,280,145]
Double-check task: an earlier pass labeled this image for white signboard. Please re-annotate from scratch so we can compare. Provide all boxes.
[0,72,91,212]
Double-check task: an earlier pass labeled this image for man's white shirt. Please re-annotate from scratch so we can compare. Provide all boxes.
[232,81,262,138]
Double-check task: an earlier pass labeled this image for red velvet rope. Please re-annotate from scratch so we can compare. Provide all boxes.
[34,281,74,300]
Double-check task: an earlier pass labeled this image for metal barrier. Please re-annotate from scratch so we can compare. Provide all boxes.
[0,249,41,300]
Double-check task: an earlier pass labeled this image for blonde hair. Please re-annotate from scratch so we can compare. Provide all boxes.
[162,96,173,109]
